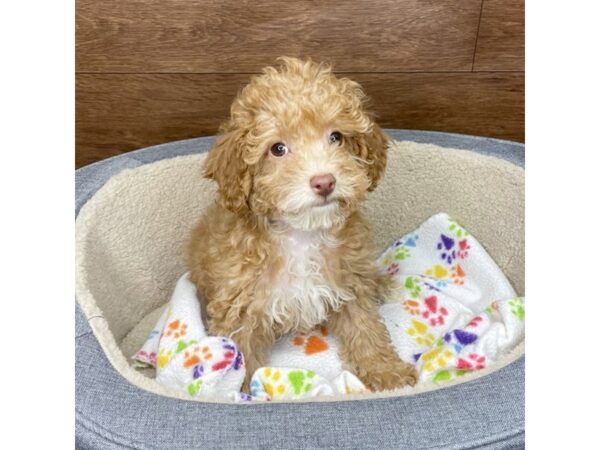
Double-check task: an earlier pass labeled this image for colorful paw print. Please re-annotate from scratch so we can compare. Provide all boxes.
[448,219,470,238]
[395,246,411,261]
[421,295,449,326]
[451,264,466,285]
[383,253,393,266]
[211,342,238,371]
[437,234,457,264]
[134,350,157,366]
[403,299,421,315]
[387,262,400,276]
[423,265,450,289]
[182,344,212,369]
[404,276,422,298]
[157,348,173,369]
[443,329,478,353]
[508,297,525,321]
[457,353,486,370]
[187,378,203,396]
[293,326,329,355]
[467,316,483,328]
[393,234,419,249]
[163,319,188,339]
[432,368,467,383]
[456,239,471,259]
[262,368,288,397]
[406,319,435,346]
[421,346,455,373]
[222,339,244,370]
[288,369,317,395]
[425,264,448,280]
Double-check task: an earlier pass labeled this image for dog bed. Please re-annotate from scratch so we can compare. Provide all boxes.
[75,130,524,449]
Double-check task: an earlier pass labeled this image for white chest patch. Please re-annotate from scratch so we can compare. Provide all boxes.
[268,229,353,332]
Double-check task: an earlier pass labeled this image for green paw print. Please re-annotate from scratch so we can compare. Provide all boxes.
[508,297,525,321]
[187,378,203,396]
[175,339,198,354]
[404,276,422,298]
[394,246,411,261]
[448,219,470,238]
[288,370,316,395]
[432,369,467,383]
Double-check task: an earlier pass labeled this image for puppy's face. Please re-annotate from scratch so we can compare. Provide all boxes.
[204,57,389,231]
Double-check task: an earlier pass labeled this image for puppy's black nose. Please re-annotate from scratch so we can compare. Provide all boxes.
[310,173,336,197]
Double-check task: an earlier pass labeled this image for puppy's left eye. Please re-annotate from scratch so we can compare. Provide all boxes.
[328,132,342,145]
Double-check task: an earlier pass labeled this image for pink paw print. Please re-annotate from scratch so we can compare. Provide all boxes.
[387,262,400,276]
[135,350,157,365]
[421,295,448,326]
[457,353,486,370]
[457,239,471,259]
[467,316,483,328]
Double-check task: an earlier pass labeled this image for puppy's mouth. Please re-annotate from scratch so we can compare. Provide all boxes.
[312,197,337,208]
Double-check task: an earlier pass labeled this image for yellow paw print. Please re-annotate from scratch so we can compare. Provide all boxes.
[406,319,435,346]
[425,264,448,279]
[421,346,454,373]
[157,348,173,368]
[383,253,393,266]
[262,368,287,397]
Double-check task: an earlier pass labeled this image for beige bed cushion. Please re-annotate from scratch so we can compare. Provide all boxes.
[75,140,524,401]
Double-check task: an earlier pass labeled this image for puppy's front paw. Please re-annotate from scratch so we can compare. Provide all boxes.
[360,358,418,391]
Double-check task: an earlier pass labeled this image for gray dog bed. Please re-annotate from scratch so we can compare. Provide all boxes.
[75,130,524,449]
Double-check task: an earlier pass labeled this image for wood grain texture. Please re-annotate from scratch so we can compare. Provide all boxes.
[76,72,523,167]
[76,0,482,73]
[473,0,524,71]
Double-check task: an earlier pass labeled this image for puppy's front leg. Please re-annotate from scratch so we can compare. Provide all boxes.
[329,299,418,391]
[209,316,274,393]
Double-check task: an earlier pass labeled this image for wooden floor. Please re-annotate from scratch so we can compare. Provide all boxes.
[76,0,524,167]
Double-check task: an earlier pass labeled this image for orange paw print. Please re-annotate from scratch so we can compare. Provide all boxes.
[293,325,329,355]
[451,264,465,285]
[163,319,188,339]
[403,299,421,315]
[183,345,213,368]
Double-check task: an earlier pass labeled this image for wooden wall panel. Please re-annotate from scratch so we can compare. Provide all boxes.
[76,0,482,73]
[76,74,250,167]
[473,0,524,71]
[76,0,524,167]
[76,72,523,167]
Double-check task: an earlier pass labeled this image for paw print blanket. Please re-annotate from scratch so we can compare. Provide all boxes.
[133,213,524,401]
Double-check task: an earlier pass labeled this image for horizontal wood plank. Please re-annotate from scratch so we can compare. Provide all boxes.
[473,0,524,71]
[76,72,523,167]
[76,0,482,73]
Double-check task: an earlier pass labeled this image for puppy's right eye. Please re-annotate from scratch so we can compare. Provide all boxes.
[270,143,289,157]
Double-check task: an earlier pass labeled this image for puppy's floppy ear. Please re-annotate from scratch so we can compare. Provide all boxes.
[351,123,390,191]
[203,130,253,213]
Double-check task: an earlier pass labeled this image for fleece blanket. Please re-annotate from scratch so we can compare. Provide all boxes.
[133,213,524,401]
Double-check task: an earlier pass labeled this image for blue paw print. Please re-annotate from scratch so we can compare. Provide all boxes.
[437,234,456,264]
[192,364,205,379]
[444,329,478,353]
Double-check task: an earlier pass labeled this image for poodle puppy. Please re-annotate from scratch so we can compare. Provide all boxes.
[187,57,417,392]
